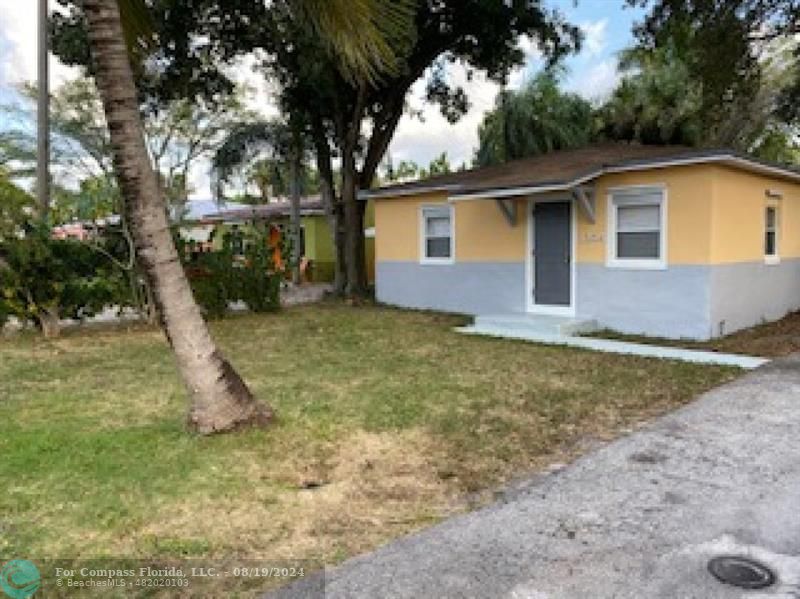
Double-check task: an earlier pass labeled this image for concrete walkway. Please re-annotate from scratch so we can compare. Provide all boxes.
[270,355,800,599]
[457,325,769,369]
[280,283,333,307]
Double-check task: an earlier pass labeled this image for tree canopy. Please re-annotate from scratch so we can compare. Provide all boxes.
[0,170,34,241]
[611,0,800,160]
[475,71,593,167]
[261,0,581,293]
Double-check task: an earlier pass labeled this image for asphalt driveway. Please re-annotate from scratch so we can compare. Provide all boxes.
[271,354,800,599]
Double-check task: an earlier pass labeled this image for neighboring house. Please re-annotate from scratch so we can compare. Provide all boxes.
[207,196,376,284]
[363,144,800,340]
[175,199,247,250]
[52,215,121,241]
[176,199,248,248]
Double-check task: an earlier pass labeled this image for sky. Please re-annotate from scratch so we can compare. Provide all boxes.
[0,0,647,200]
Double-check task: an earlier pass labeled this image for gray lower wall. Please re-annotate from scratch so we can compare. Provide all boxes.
[710,258,800,337]
[377,259,800,341]
[575,264,713,340]
[376,261,526,315]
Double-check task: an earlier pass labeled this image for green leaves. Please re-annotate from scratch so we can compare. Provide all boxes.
[0,226,126,332]
[476,71,594,166]
[211,118,315,201]
[117,0,157,58]
[179,225,282,319]
[618,0,800,158]
[597,43,703,147]
[0,173,34,242]
[211,121,289,197]
[293,0,417,84]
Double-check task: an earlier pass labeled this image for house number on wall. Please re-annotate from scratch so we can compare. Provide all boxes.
[582,232,604,243]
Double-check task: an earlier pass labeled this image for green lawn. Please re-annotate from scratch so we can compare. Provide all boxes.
[0,304,738,579]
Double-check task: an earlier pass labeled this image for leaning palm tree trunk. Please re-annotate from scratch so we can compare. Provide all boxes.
[83,0,272,434]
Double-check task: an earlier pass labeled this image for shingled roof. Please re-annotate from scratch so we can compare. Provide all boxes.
[363,144,800,200]
[206,196,325,222]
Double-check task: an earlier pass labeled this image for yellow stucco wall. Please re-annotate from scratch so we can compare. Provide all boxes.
[374,191,527,262]
[709,165,800,263]
[374,163,800,266]
[578,165,714,264]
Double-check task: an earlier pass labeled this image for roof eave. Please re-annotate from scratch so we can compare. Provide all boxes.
[449,153,800,201]
[359,184,461,200]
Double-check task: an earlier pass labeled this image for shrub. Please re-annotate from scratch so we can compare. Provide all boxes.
[184,251,234,320]
[0,225,125,337]
[239,224,281,313]
[179,224,282,318]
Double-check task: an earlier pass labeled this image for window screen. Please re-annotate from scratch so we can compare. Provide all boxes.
[615,201,661,260]
[765,206,777,257]
[422,208,452,260]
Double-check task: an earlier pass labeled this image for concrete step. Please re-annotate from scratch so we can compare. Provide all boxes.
[472,313,598,337]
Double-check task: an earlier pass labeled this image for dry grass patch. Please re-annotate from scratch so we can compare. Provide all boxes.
[587,309,800,358]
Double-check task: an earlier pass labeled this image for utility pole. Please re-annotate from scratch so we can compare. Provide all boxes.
[501,84,509,164]
[37,0,50,219]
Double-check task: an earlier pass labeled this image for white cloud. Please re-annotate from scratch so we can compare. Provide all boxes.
[580,19,608,57]
[508,34,545,90]
[0,2,81,90]
[568,58,620,102]
[225,51,280,120]
[0,4,259,200]
[388,62,505,169]
[386,24,619,170]
[0,6,621,198]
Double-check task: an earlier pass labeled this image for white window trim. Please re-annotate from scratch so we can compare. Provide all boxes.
[606,184,668,270]
[765,204,780,265]
[419,204,455,265]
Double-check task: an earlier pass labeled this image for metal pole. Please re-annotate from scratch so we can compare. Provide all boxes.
[37,0,50,219]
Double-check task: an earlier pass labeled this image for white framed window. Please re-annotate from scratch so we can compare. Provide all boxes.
[607,185,667,269]
[765,204,779,264]
[420,205,454,264]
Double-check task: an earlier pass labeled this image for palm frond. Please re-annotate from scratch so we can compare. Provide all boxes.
[117,0,156,58]
[212,122,286,199]
[293,0,417,83]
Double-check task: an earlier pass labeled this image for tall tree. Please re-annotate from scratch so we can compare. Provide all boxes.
[625,0,800,150]
[213,117,311,282]
[82,0,272,434]
[596,43,703,147]
[475,70,593,166]
[146,92,254,206]
[6,78,252,209]
[264,1,580,296]
[52,0,420,298]
[598,22,800,160]
[74,0,414,434]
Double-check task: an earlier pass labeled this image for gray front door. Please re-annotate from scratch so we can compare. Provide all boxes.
[534,201,571,306]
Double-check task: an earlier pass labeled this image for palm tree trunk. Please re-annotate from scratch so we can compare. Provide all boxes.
[83,0,272,434]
